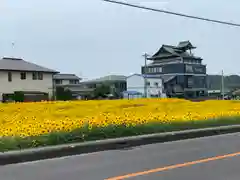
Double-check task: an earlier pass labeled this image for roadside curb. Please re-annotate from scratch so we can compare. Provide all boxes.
[1,124,240,166]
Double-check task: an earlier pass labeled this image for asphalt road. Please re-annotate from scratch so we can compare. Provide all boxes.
[1,133,240,180]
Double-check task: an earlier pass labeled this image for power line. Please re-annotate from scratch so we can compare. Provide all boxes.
[103,0,240,27]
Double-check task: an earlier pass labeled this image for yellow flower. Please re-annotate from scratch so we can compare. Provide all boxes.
[0,99,240,137]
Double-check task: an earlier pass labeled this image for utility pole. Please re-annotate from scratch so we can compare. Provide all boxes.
[221,70,225,100]
[143,53,148,98]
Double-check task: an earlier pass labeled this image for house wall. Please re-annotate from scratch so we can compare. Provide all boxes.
[142,63,184,74]
[54,79,80,85]
[81,81,126,95]
[141,61,207,97]
[0,71,53,100]
[184,64,206,74]
[151,57,182,64]
[191,76,207,88]
[126,75,164,98]
[110,81,127,95]
[174,75,207,89]
[61,80,70,85]
[164,75,207,96]
[142,63,206,75]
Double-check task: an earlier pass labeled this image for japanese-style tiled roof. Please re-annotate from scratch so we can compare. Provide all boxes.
[149,41,201,60]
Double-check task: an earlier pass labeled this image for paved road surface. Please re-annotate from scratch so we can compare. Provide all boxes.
[1,133,240,180]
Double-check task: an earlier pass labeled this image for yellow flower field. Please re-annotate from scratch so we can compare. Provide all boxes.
[1,99,240,137]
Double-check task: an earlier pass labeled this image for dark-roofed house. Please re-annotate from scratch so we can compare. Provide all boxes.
[84,75,126,84]
[56,75,127,100]
[0,57,59,101]
[53,73,83,100]
[53,74,81,85]
[81,75,127,98]
[141,41,207,98]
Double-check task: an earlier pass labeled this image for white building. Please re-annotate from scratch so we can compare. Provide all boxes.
[0,57,59,101]
[124,74,165,99]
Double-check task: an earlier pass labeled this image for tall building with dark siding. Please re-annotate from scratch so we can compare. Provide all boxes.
[141,41,207,98]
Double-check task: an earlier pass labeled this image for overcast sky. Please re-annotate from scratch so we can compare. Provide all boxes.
[0,0,240,79]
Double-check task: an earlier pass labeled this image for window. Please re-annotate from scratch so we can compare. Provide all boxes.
[154,82,159,87]
[185,65,193,73]
[38,72,43,80]
[20,72,26,80]
[187,77,194,88]
[144,67,148,73]
[55,79,62,84]
[149,68,152,73]
[8,72,12,82]
[153,68,156,73]
[32,72,37,80]
[146,81,150,86]
[69,80,78,84]
[148,68,151,73]
[156,67,162,73]
[160,67,163,72]
[32,72,43,80]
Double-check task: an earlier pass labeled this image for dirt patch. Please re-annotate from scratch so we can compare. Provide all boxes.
[119,104,146,109]
[56,106,73,111]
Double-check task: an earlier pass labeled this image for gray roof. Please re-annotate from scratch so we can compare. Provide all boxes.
[127,74,162,79]
[53,74,81,80]
[149,41,201,60]
[177,41,196,49]
[0,57,58,73]
[84,75,126,83]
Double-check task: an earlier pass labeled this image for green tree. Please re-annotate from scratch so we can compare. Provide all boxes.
[93,84,111,99]
[14,91,24,102]
[56,87,73,101]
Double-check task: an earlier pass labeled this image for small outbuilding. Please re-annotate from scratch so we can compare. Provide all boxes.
[123,74,165,99]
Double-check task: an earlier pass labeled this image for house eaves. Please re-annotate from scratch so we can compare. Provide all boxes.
[83,75,127,84]
[127,73,162,79]
[53,74,81,80]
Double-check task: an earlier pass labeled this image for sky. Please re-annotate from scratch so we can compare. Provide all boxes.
[0,0,240,80]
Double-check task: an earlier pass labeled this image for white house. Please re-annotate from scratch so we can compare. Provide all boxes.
[124,74,165,99]
[0,57,59,101]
